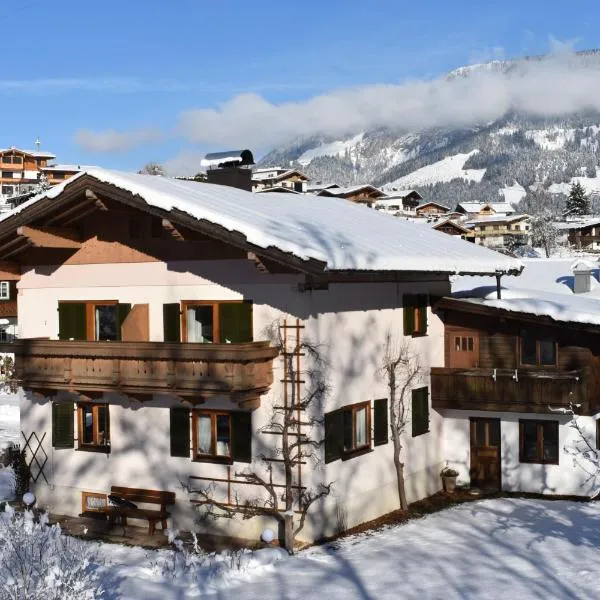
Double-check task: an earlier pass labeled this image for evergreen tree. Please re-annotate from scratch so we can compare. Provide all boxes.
[566,181,590,216]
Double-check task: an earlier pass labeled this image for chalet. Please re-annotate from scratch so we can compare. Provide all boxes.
[455,202,516,218]
[0,168,520,543]
[252,167,310,193]
[316,184,387,205]
[306,182,339,194]
[433,286,600,495]
[374,190,423,216]
[467,214,531,249]
[415,201,450,218]
[561,218,600,251]
[432,219,475,241]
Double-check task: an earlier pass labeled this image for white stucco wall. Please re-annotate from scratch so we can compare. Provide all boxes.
[442,409,599,497]
[18,259,450,541]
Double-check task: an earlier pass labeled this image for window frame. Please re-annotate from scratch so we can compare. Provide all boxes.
[519,330,557,367]
[519,419,559,465]
[0,281,9,300]
[77,403,110,452]
[59,300,119,341]
[192,410,233,463]
[404,294,428,337]
[341,401,371,457]
[181,300,253,344]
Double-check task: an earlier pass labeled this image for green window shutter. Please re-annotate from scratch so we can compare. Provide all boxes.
[117,303,132,340]
[324,409,344,463]
[373,398,389,446]
[9,281,17,301]
[219,302,253,343]
[170,407,190,457]
[52,402,74,448]
[58,302,87,340]
[403,295,415,336]
[412,387,429,437]
[231,411,252,463]
[163,303,181,342]
[418,294,428,334]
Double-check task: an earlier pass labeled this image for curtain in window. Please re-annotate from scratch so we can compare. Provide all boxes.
[355,406,367,447]
[215,415,230,456]
[197,415,212,454]
[187,306,213,343]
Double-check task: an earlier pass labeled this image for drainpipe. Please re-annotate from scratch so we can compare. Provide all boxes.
[495,271,502,299]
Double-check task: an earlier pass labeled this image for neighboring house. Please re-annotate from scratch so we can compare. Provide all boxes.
[455,202,516,218]
[415,202,450,218]
[41,164,86,186]
[373,190,423,216]
[316,184,387,205]
[433,287,600,496]
[306,182,340,194]
[467,214,531,249]
[560,218,600,251]
[0,168,519,543]
[433,219,475,241]
[251,167,310,193]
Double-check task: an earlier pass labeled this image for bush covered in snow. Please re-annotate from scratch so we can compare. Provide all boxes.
[0,506,104,600]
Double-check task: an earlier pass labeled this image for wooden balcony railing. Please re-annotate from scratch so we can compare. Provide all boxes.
[431,367,587,414]
[5,339,279,408]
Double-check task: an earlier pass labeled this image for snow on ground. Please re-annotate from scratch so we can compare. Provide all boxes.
[87,499,600,599]
[0,392,19,452]
[525,128,576,150]
[297,133,365,166]
[500,182,526,204]
[388,150,486,188]
[549,172,600,196]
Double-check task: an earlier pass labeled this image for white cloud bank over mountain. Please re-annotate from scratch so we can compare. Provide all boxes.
[176,51,600,149]
[74,127,162,153]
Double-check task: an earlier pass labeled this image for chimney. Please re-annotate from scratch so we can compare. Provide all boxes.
[571,260,595,294]
[201,149,254,192]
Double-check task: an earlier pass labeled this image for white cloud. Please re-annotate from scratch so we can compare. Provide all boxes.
[176,50,600,149]
[73,127,162,153]
[163,151,206,177]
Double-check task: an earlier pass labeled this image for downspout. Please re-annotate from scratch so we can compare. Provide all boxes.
[495,271,502,300]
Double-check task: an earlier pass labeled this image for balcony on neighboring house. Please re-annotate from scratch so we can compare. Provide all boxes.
[6,339,279,409]
[431,367,588,414]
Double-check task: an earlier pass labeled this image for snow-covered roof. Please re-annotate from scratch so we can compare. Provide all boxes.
[0,148,55,159]
[466,214,529,225]
[457,202,515,214]
[384,189,422,198]
[317,184,385,197]
[2,168,523,275]
[201,150,254,168]
[416,201,450,211]
[42,164,88,172]
[252,169,308,182]
[556,218,600,231]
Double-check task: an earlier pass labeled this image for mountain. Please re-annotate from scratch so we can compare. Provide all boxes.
[258,51,600,212]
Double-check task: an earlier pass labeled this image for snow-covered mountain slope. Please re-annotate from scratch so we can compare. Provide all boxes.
[258,50,600,210]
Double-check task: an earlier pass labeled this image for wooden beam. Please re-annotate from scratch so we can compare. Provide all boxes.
[2,241,31,259]
[46,198,95,226]
[0,260,20,280]
[16,226,82,249]
[162,219,185,241]
[62,204,98,227]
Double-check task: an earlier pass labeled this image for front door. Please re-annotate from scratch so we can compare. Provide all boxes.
[470,418,501,490]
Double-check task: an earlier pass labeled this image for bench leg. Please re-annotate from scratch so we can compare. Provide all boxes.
[161,518,168,531]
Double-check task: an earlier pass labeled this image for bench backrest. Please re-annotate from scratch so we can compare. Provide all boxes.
[111,486,176,508]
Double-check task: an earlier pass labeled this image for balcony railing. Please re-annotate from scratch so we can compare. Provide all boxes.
[6,339,279,408]
[431,367,587,414]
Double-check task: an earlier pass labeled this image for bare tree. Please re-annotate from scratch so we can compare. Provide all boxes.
[530,211,559,258]
[138,162,165,176]
[185,322,332,553]
[381,333,424,510]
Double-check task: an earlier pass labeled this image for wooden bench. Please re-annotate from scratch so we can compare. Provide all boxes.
[106,486,176,535]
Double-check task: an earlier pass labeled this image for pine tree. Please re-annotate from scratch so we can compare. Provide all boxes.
[565,182,590,216]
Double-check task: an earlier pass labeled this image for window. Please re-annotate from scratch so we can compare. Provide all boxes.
[78,403,110,450]
[193,411,231,459]
[1,186,13,195]
[1,172,13,178]
[58,301,131,341]
[519,420,558,464]
[343,402,370,453]
[412,387,429,437]
[169,407,252,463]
[403,294,428,336]
[0,281,9,300]
[181,301,252,343]
[520,330,556,366]
[1,156,10,164]
[12,156,22,165]
[454,336,474,352]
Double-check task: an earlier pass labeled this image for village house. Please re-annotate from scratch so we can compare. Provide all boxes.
[315,184,387,205]
[455,201,516,219]
[0,169,520,543]
[415,201,451,218]
[373,190,423,216]
[436,260,600,494]
[251,167,310,193]
[432,219,475,241]
[560,218,600,251]
[467,214,531,249]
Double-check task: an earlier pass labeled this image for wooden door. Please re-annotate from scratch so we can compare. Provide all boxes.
[470,418,501,489]
[449,329,479,368]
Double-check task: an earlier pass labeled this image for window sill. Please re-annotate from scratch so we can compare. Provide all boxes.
[192,455,233,465]
[76,445,111,454]
[519,458,559,465]
[341,446,373,461]
[410,332,428,338]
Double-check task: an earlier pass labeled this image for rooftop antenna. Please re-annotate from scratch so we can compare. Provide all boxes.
[34,137,41,151]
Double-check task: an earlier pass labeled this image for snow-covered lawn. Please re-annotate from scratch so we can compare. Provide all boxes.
[85,499,600,599]
[0,392,19,453]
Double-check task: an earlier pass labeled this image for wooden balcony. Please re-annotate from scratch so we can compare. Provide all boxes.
[431,367,587,414]
[7,339,279,409]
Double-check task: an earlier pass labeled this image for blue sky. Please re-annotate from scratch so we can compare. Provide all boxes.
[1,0,599,173]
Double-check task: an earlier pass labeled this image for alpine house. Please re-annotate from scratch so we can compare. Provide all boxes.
[0,169,520,542]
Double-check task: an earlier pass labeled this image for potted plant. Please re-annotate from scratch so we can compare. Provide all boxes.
[440,465,459,494]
